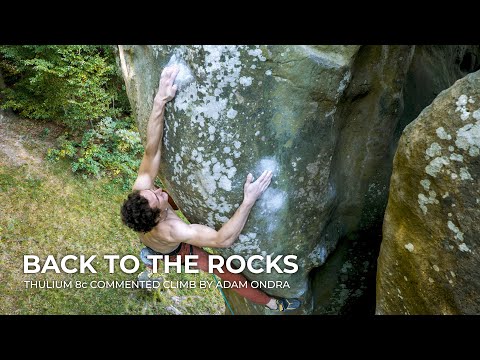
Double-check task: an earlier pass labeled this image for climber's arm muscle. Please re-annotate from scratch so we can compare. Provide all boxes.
[132,151,161,191]
[132,66,179,192]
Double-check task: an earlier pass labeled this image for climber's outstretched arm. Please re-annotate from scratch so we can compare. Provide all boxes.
[132,65,179,191]
[169,171,273,248]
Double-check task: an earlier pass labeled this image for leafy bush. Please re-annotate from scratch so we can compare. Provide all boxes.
[0,45,130,131]
[47,117,143,189]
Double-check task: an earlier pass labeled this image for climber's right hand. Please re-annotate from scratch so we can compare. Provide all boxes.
[243,170,273,206]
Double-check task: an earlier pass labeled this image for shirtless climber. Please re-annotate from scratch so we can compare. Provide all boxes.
[120,65,300,312]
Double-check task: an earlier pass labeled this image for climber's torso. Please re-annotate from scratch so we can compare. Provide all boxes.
[138,207,185,254]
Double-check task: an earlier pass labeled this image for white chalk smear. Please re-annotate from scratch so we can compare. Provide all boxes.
[166,53,194,91]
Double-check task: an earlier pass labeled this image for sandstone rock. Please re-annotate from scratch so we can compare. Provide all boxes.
[313,45,480,315]
[118,45,365,314]
[377,70,480,314]
[117,45,479,314]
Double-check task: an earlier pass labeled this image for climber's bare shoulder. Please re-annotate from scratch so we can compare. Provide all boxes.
[138,213,186,253]
[139,209,220,251]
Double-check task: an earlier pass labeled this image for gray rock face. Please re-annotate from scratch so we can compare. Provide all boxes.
[117,45,479,314]
[377,70,480,314]
[118,45,362,314]
[309,46,480,315]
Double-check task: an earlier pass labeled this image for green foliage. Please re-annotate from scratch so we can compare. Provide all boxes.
[40,127,50,138]
[0,161,223,315]
[0,45,130,130]
[47,117,143,189]
[0,172,16,192]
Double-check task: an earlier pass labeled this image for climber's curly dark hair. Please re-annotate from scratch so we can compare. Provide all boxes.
[120,191,161,233]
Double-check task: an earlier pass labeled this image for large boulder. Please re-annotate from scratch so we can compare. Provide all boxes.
[117,45,479,314]
[377,70,480,314]
[312,45,480,314]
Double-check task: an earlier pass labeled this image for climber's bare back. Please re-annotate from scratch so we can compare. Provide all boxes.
[138,204,186,254]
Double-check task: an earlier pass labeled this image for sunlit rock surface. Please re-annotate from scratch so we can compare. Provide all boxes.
[377,70,480,314]
[118,45,479,314]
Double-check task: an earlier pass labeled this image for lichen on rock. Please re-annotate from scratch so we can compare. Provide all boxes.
[377,70,480,315]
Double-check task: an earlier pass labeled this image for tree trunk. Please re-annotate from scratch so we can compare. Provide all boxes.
[0,68,12,114]
[0,68,5,91]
